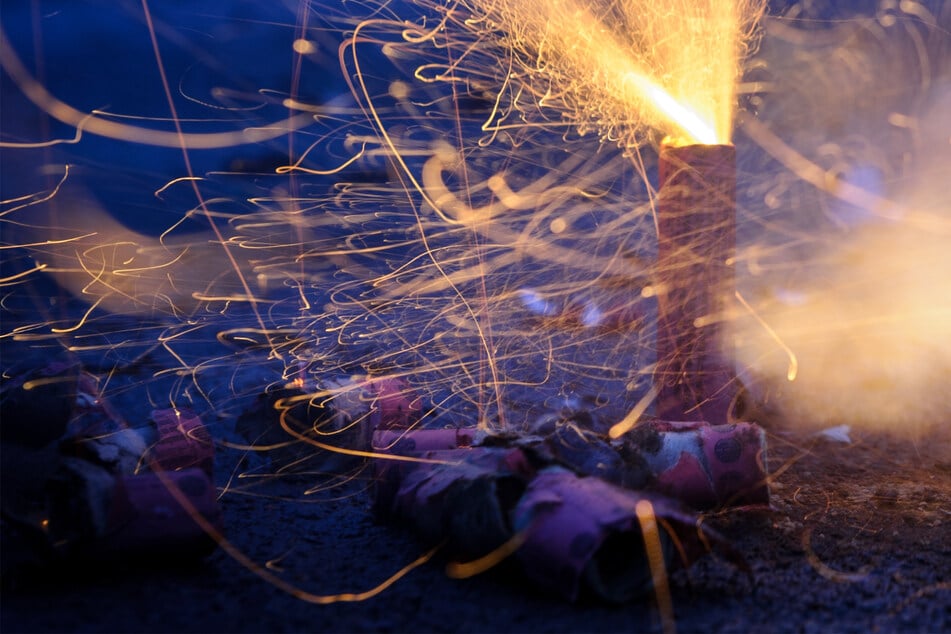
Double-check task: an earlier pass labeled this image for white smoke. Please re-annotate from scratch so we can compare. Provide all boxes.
[733,68,951,440]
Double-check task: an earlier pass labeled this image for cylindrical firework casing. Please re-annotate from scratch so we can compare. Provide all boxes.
[371,428,482,521]
[103,468,221,558]
[48,460,221,559]
[365,376,423,430]
[512,467,720,602]
[373,446,533,558]
[655,143,737,424]
[619,420,769,508]
[149,408,214,476]
[372,428,476,453]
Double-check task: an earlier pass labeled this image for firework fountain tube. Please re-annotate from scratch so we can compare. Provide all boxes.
[654,142,738,425]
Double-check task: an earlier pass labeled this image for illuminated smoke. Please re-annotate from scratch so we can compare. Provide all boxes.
[731,6,951,440]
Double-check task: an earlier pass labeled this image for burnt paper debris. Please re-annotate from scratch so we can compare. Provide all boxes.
[1,360,221,582]
[367,395,767,601]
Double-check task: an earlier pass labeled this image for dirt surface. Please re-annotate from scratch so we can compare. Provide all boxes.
[2,345,949,633]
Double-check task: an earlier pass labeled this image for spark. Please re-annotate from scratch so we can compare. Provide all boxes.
[609,383,660,439]
[801,526,871,583]
[0,263,47,285]
[0,27,315,149]
[635,500,675,634]
[445,529,531,578]
[735,290,798,382]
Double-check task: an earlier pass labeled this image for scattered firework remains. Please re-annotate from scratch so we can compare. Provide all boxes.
[9,0,950,622]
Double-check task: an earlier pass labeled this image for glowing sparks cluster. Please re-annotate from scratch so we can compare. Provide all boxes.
[448,0,766,147]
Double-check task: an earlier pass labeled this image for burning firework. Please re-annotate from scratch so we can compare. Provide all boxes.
[2,0,950,628]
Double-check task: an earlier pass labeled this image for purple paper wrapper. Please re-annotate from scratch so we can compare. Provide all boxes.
[622,420,769,508]
[307,374,422,434]
[149,408,214,475]
[103,468,221,558]
[364,376,423,430]
[512,467,717,602]
[374,446,534,558]
[372,428,476,453]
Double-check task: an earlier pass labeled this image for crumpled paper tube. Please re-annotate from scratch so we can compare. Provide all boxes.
[48,460,220,559]
[374,420,769,510]
[103,468,221,558]
[323,375,422,431]
[149,408,214,475]
[511,467,723,602]
[374,446,534,558]
[619,420,769,508]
